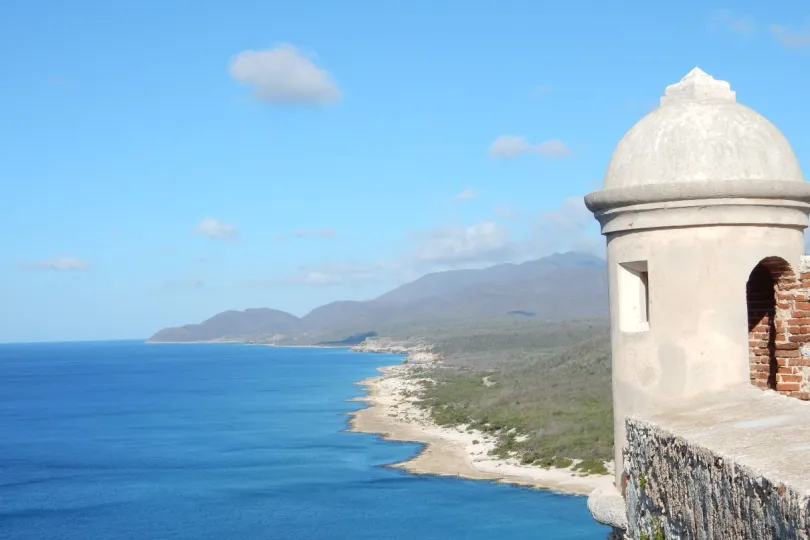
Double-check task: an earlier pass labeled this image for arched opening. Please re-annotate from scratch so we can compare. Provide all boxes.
[747,263,777,389]
[746,256,799,393]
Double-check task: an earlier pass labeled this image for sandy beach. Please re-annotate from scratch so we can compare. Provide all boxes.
[348,362,615,496]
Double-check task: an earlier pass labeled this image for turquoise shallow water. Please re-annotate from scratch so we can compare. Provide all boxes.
[0,341,608,539]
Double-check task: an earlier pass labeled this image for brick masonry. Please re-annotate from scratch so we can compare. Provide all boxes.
[747,256,810,400]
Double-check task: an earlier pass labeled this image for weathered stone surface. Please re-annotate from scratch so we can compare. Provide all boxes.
[588,485,629,531]
[624,387,810,539]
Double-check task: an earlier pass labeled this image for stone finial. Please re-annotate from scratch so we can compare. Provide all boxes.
[659,67,736,107]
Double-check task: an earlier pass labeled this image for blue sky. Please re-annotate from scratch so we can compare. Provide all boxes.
[1,0,809,342]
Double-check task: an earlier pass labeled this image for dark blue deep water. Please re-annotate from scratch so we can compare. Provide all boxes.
[0,341,608,539]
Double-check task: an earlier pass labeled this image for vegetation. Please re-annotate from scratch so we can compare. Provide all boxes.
[640,517,665,540]
[408,318,613,467]
[573,459,609,475]
[406,317,609,369]
[315,331,378,346]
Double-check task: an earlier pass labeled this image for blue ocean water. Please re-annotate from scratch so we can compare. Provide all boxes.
[0,341,608,540]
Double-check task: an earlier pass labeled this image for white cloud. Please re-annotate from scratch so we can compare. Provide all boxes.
[284,262,387,287]
[410,221,513,268]
[276,228,337,241]
[298,271,342,286]
[528,196,604,257]
[273,196,602,287]
[530,84,552,97]
[408,198,600,269]
[769,24,810,47]
[20,255,90,271]
[493,203,522,221]
[194,218,237,241]
[228,44,342,106]
[488,136,532,159]
[454,189,477,201]
[276,222,514,287]
[293,228,337,239]
[488,136,574,159]
[539,196,592,231]
[535,140,575,158]
[409,197,600,269]
[710,10,756,35]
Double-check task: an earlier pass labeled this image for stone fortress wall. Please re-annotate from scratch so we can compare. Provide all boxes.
[623,388,810,540]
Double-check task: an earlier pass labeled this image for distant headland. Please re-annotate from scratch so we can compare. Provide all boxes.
[146,251,608,346]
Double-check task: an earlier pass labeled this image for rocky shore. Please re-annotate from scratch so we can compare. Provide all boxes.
[350,337,442,363]
[348,362,614,496]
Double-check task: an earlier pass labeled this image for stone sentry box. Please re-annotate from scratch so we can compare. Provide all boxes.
[583,67,810,538]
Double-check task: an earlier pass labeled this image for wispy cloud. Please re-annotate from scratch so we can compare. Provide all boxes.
[281,261,388,287]
[488,135,574,159]
[19,255,91,271]
[453,188,477,201]
[769,24,810,48]
[493,203,522,221]
[531,84,553,97]
[293,228,336,239]
[276,228,337,241]
[274,222,515,287]
[710,10,756,35]
[530,196,603,256]
[409,199,601,270]
[194,218,237,242]
[269,195,601,288]
[408,221,514,269]
[228,44,342,106]
[709,11,810,47]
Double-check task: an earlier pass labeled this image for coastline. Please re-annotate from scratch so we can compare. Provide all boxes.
[143,340,350,348]
[347,362,615,496]
[143,340,247,344]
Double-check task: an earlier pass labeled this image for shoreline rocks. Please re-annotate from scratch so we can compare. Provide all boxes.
[350,337,442,363]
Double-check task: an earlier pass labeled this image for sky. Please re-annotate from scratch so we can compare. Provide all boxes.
[1,0,810,342]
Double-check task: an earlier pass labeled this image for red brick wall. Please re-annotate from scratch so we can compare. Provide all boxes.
[747,256,810,400]
[748,262,777,389]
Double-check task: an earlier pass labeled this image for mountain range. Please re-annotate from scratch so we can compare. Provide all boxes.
[147,251,609,344]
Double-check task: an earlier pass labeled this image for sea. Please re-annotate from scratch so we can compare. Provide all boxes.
[0,341,609,539]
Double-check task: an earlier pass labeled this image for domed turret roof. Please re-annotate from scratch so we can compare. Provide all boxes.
[603,67,803,190]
